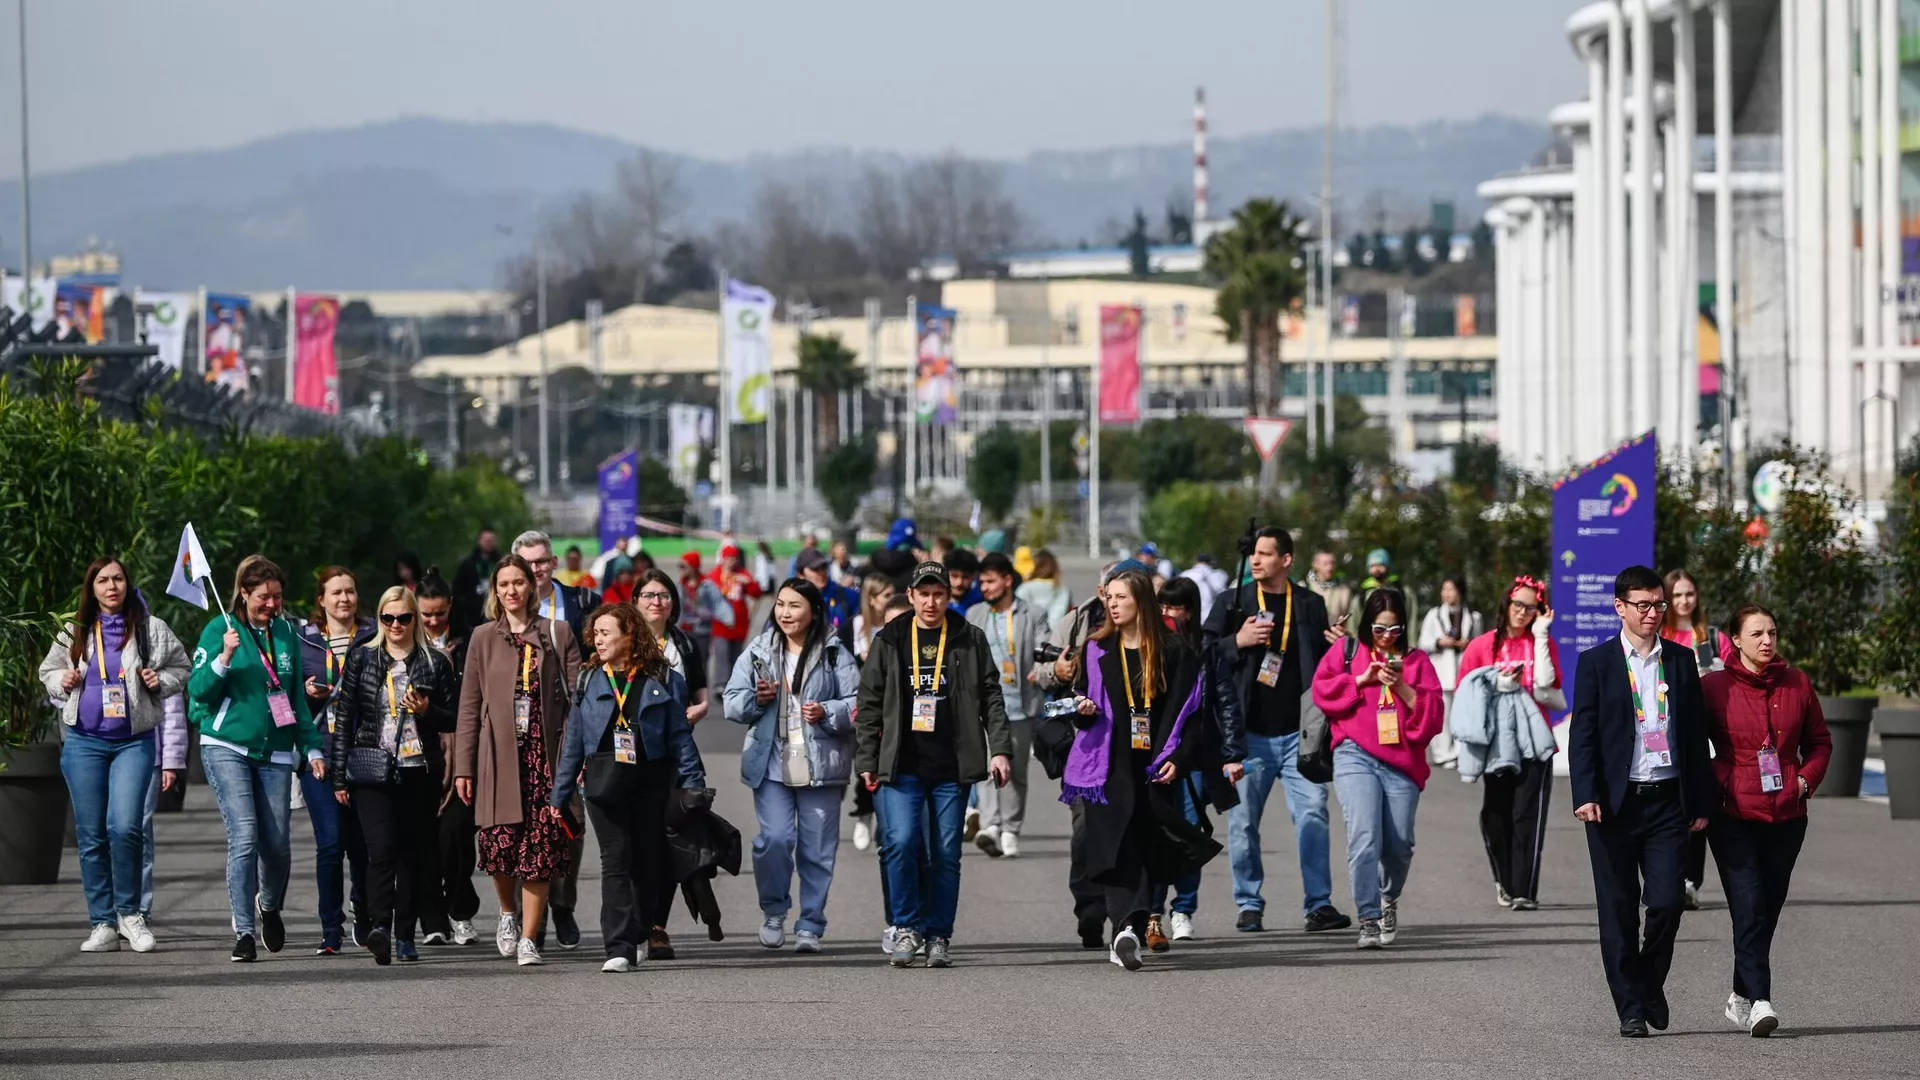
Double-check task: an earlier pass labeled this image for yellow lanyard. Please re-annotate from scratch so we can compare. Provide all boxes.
[911,619,948,694]
[606,665,636,727]
[1258,581,1294,655]
[384,662,406,721]
[1119,641,1152,712]
[1003,608,1016,653]
[519,642,534,694]
[91,621,119,681]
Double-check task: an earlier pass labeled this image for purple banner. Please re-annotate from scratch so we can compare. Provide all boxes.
[597,449,639,554]
[1550,432,1657,722]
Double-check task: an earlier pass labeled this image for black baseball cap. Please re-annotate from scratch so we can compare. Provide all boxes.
[795,548,830,572]
[910,561,950,589]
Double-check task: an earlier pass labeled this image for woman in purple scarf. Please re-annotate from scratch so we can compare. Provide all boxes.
[1059,570,1222,971]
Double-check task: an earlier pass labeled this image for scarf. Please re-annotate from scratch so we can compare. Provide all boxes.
[1059,638,1204,805]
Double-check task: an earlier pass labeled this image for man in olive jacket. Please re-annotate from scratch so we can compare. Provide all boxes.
[856,561,1013,968]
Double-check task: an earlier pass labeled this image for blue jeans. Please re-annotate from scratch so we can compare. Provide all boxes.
[1154,776,1204,916]
[300,768,367,933]
[876,776,966,939]
[1331,741,1421,920]
[201,745,294,936]
[1227,731,1334,916]
[752,782,845,936]
[60,731,156,924]
[140,768,159,917]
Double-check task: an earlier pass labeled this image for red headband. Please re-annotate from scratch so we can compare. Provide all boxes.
[1508,575,1547,603]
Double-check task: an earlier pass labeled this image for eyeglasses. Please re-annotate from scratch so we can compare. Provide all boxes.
[379,612,416,627]
[1370,624,1405,637]
[636,591,674,603]
[1509,600,1541,614]
[1621,599,1670,615]
[524,557,557,570]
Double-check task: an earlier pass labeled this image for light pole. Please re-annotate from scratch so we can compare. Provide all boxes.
[15,0,29,281]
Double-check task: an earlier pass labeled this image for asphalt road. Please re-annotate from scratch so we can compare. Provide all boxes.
[3,710,1918,1080]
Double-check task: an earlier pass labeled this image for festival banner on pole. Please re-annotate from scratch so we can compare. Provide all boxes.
[293,294,341,414]
[597,449,640,554]
[668,404,713,490]
[56,283,105,343]
[722,278,775,424]
[1456,295,1479,337]
[1550,431,1657,720]
[137,290,192,371]
[1098,304,1143,424]
[204,292,251,395]
[2,275,57,331]
[914,304,959,425]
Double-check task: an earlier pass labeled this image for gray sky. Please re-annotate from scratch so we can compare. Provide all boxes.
[1,0,1579,175]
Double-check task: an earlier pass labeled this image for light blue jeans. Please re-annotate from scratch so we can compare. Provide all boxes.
[752,781,845,936]
[1227,731,1334,916]
[200,745,294,937]
[1331,740,1421,920]
[60,731,156,924]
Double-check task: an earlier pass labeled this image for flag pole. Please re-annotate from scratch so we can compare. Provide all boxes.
[716,269,732,531]
[201,573,234,630]
[285,286,297,402]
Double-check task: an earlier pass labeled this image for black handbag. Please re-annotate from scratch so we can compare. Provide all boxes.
[583,751,643,809]
[345,745,399,788]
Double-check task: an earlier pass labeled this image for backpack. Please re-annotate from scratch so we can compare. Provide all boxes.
[1295,636,1354,785]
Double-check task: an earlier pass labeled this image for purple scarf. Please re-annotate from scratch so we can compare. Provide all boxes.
[1060,638,1205,805]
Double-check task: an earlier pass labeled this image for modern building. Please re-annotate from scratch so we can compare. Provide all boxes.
[1480,0,1919,494]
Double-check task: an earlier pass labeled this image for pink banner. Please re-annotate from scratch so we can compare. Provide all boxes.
[293,294,340,414]
[1099,304,1141,424]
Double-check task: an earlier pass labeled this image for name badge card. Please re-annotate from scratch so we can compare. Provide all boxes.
[1130,708,1152,750]
[613,727,638,765]
[1757,746,1784,793]
[267,689,297,729]
[912,696,939,733]
[1257,650,1285,688]
[102,684,128,721]
[514,696,532,739]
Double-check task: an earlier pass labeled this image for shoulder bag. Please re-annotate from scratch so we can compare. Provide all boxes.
[1295,637,1354,785]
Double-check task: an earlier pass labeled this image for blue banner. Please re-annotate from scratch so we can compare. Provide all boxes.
[1550,432,1657,719]
[597,449,639,554]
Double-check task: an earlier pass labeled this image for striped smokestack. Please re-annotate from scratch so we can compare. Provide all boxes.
[1193,86,1209,227]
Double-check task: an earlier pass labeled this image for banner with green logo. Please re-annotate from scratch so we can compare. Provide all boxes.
[722,277,775,424]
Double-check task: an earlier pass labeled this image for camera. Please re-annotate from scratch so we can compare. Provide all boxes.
[1034,642,1064,666]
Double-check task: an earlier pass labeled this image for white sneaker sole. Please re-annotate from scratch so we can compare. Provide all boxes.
[1110,937,1143,971]
[1750,1014,1778,1037]
[601,958,632,973]
[80,940,119,953]
[795,938,821,955]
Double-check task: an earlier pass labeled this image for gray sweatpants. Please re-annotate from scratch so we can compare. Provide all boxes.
[975,719,1034,836]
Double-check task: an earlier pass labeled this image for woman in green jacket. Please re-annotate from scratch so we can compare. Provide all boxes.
[186,555,327,963]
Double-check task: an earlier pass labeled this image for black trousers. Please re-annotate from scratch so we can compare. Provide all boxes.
[1708,814,1807,1002]
[551,829,585,914]
[426,791,480,932]
[1102,864,1151,939]
[1068,800,1107,926]
[584,763,672,963]
[1481,760,1552,900]
[1583,781,1690,1022]
[353,768,441,945]
[1686,830,1712,887]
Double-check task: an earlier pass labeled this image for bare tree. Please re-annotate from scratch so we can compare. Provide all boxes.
[902,152,1021,275]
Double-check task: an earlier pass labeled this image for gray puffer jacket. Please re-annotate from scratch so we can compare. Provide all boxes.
[38,614,191,738]
[1449,666,1557,781]
[722,628,859,787]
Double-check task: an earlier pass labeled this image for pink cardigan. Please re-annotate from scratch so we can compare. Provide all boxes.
[1311,643,1445,789]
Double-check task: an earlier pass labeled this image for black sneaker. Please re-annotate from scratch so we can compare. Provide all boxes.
[230,933,257,963]
[260,909,286,953]
[553,906,581,950]
[1303,905,1352,933]
[368,927,392,967]
[1078,916,1106,949]
[1235,908,1265,933]
[351,912,370,949]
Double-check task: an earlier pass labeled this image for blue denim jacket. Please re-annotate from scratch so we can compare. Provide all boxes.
[722,629,859,788]
[552,666,706,807]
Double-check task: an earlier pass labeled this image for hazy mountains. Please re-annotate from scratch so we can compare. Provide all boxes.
[0,115,1548,291]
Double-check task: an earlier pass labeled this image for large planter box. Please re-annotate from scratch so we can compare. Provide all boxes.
[0,743,70,885]
[1874,706,1920,820]
[1817,695,1877,798]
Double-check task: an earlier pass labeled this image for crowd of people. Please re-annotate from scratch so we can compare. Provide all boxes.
[38,521,1831,1036]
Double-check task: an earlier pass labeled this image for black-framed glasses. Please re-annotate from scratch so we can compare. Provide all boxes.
[379,612,416,626]
[1621,599,1669,615]
[1370,624,1405,637]
[1509,600,1542,614]
[636,591,674,603]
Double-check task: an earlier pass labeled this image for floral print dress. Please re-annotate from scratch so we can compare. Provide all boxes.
[476,631,572,882]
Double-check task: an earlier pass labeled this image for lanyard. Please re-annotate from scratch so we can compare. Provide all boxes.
[910,619,948,694]
[325,634,353,683]
[1119,642,1152,712]
[1377,649,1398,706]
[605,665,636,728]
[1625,650,1668,729]
[91,621,122,681]
[244,620,284,691]
[1258,582,1294,655]
[519,641,535,694]
[384,662,407,721]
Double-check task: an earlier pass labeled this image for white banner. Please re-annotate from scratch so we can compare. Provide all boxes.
[668,403,714,490]
[137,290,193,371]
[3,275,58,331]
[722,277,775,424]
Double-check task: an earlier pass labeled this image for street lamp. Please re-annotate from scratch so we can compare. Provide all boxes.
[1861,388,1901,498]
[495,218,548,497]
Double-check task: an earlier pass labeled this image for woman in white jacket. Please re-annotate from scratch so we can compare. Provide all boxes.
[1417,577,1482,769]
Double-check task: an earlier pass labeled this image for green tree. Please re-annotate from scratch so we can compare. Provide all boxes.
[1124,209,1153,277]
[1760,460,1877,695]
[1141,481,1287,566]
[817,434,877,528]
[1875,440,1920,695]
[1206,198,1308,417]
[795,332,864,449]
[1278,394,1394,536]
[1400,227,1429,276]
[1136,414,1254,498]
[968,424,1025,523]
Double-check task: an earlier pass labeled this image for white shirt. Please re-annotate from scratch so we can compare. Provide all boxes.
[539,586,565,623]
[1621,632,1678,782]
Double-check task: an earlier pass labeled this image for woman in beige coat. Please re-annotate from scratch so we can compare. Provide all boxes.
[453,554,582,967]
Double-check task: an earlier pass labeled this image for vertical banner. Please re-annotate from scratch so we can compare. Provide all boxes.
[2,275,56,330]
[1456,294,1479,337]
[597,449,640,554]
[204,292,251,395]
[1170,302,1188,342]
[293,294,341,414]
[914,303,959,425]
[722,278,775,424]
[56,283,104,342]
[1098,303,1143,424]
[1550,432,1658,719]
[137,290,192,370]
[1339,296,1360,337]
[1399,293,1419,338]
[668,403,714,489]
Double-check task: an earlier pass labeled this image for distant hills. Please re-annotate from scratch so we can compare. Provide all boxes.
[0,115,1548,290]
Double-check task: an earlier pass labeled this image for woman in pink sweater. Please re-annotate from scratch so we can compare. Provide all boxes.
[1312,586,1444,949]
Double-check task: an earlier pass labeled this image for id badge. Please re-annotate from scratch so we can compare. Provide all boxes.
[266,689,296,729]
[398,733,426,761]
[102,684,128,720]
[1757,747,1784,793]
[1376,705,1401,745]
[514,695,531,739]
[1256,650,1284,687]
[912,696,939,733]
[1000,659,1016,685]
[1130,708,1152,751]
[612,727,638,765]
[1639,721,1672,766]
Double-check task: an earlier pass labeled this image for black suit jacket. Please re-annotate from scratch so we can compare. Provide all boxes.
[1569,634,1716,821]
[1201,580,1330,718]
[551,582,602,654]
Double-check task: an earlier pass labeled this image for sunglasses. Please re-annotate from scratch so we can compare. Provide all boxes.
[1370,624,1405,637]
[379,612,416,627]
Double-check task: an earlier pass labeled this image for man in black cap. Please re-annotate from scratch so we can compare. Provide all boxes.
[856,561,1013,969]
[797,546,859,651]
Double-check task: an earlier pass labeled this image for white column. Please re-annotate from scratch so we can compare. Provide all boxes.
[1526,201,1550,467]
[1631,0,1658,437]
[1713,0,1737,472]
[1827,0,1856,467]
[1582,56,1608,461]
[1781,0,1801,441]
[1883,0,1903,354]
[1659,121,1679,453]
[1863,0,1885,487]
[1673,6,1698,460]
[1608,3,1631,444]
[1493,208,1517,458]
[1543,208,1562,468]
[1795,0,1828,447]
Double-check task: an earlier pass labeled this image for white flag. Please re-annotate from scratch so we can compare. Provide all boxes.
[165,523,215,610]
[2,275,57,331]
[138,290,193,371]
[722,277,775,424]
[668,403,712,489]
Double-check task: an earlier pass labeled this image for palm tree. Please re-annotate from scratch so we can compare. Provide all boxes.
[1205,198,1308,417]
[795,332,865,448]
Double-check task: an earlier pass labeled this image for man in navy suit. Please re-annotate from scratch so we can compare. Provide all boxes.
[1569,565,1715,1038]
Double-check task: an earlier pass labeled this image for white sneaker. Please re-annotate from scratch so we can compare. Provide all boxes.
[794,930,821,954]
[852,815,874,852]
[998,831,1020,858]
[880,925,900,956]
[516,938,544,966]
[601,956,633,973]
[963,807,981,842]
[1725,993,1753,1028]
[975,827,1003,857]
[758,916,785,949]
[496,913,520,957]
[1169,912,1195,941]
[452,919,478,946]
[1748,999,1779,1037]
[81,923,120,953]
[117,914,155,953]
[1495,884,1513,908]
[1109,928,1144,971]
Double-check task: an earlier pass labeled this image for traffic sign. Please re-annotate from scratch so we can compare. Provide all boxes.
[1244,417,1294,462]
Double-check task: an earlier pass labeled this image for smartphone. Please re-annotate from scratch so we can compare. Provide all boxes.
[1386,656,1404,673]
[556,802,584,840]
[1255,610,1276,626]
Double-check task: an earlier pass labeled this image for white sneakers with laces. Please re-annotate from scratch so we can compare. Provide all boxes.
[81,923,120,953]
[1747,999,1779,1037]
[117,914,155,953]
[496,913,520,957]
[1725,993,1752,1028]
[1169,912,1195,941]
[759,916,786,949]
[452,919,478,946]
[516,938,544,967]
[1109,928,1144,971]
[601,956,634,973]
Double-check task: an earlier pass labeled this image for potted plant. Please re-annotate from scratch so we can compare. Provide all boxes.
[1872,447,1920,819]
[1763,465,1878,797]
[0,610,68,884]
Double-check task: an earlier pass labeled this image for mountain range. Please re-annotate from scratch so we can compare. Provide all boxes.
[0,115,1549,291]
